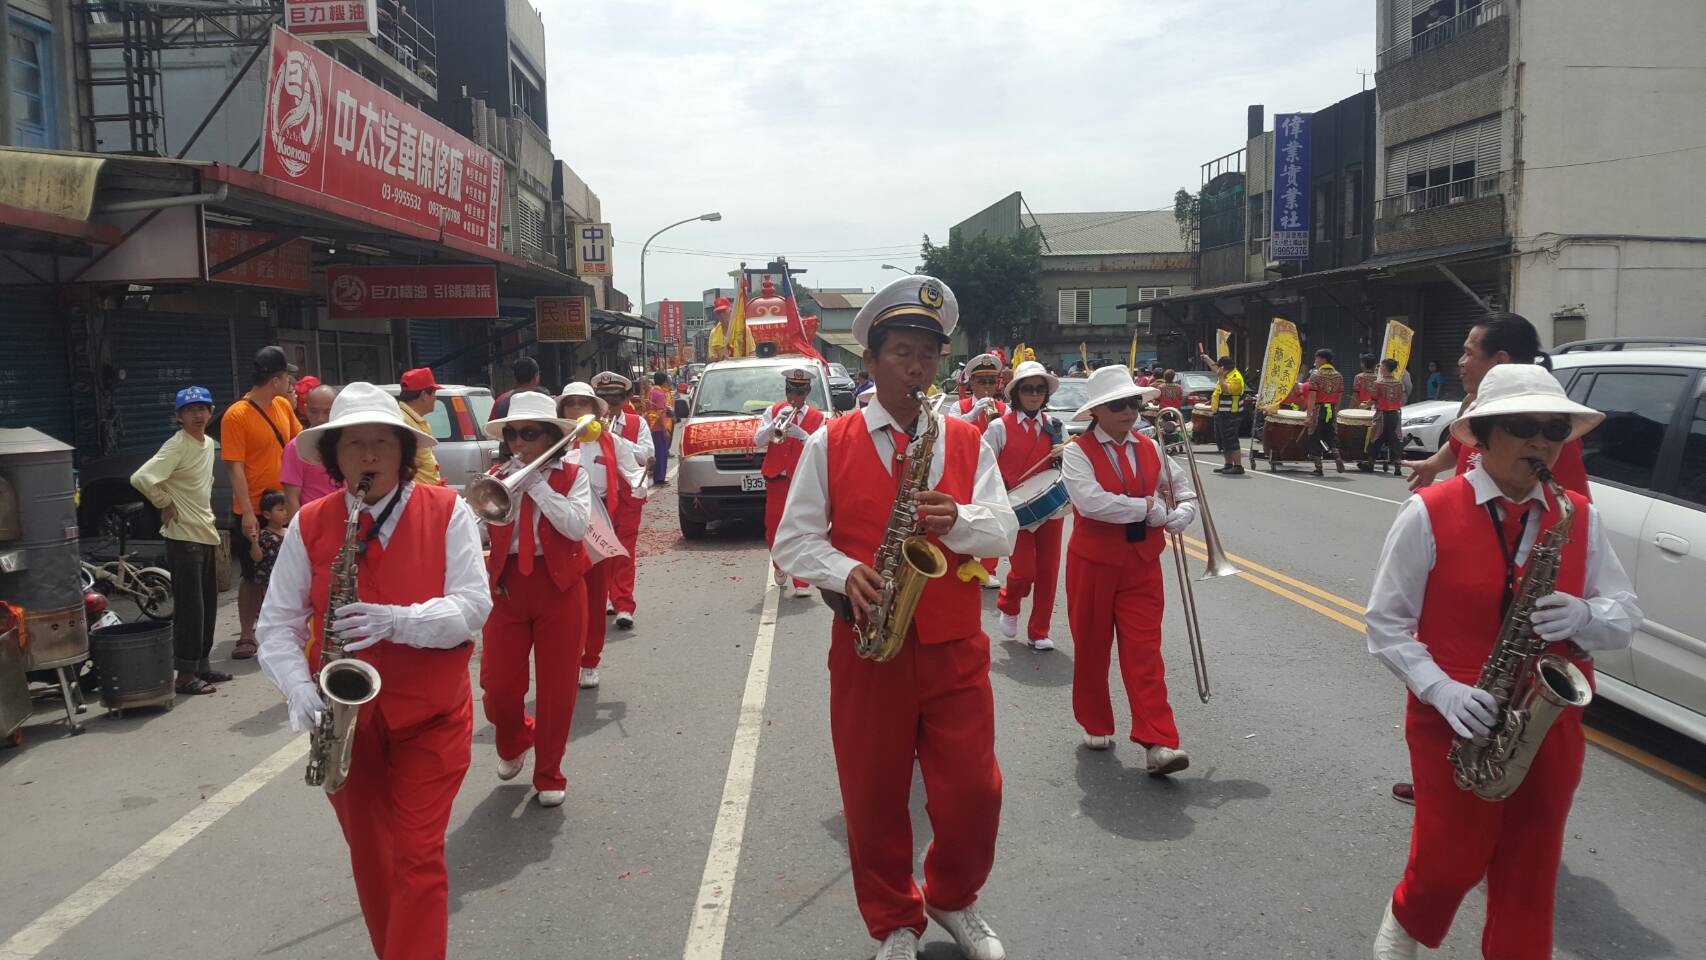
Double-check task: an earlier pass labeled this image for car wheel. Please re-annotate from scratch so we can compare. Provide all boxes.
[679,503,708,540]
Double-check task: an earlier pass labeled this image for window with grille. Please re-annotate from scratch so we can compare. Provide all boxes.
[1248,192,1269,254]
[1057,288,1125,326]
[1385,115,1501,201]
[1343,169,1364,238]
[1134,287,1171,328]
[517,199,544,253]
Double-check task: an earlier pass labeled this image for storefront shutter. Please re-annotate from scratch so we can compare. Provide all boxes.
[1420,277,1501,397]
[0,289,74,443]
[232,320,271,399]
[110,312,238,455]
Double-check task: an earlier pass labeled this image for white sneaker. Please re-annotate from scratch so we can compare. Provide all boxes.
[606,605,615,616]
[1028,637,1055,652]
[874,928,919,960]
[1145,744,1190,777]
[791,583,813,599]
[579,667,600,689]
[1373,898,1419,960]
[773,564,787,586]
[496,755,525,781]
[925,902,1005,960]
[537,789,566,808]
[614,612,634,630]
[1082,732,1115,751]
[982,574,1002,590]
[997,612,1018,638]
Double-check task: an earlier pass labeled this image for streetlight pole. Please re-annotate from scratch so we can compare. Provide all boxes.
[640,211,721,372]
[880,263,914,275]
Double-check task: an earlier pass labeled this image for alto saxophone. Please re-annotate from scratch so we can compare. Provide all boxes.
[855,388,950,662]
[1446,465,1593,801]
[304,474,383,794]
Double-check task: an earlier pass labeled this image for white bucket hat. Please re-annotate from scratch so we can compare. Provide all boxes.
[1449,363,1604,446]
[296,382,436,464]
[1071,365,1160,421]
[1004,360,1060,402]
[556,382,608,417]
[482,390,578,440]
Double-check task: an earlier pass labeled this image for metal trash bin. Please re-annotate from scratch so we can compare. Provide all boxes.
[0,625,29,747]
[89,621,175,717]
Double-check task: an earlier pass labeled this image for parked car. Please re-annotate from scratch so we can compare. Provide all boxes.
[1549,338,1706,745]
[674,363,706,419]
[1042,378,1154,440]
[1398,398,1461,455]
[677,356,836,539]
[377,383,498,491]
[826,362,856,411]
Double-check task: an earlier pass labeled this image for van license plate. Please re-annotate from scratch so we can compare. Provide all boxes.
[741,475,767,492]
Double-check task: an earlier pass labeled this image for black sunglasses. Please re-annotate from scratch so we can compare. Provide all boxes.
[785,384,809,394]
[502,426,551,443]
[1017,383,1048,395]
[1100,398,1139,413]
[1497,417,1571,442]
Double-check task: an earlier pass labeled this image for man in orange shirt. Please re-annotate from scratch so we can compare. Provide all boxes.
[220,345,301,658]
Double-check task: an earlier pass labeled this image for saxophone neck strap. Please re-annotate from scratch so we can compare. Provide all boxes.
[362,487,404,544]
[1485,500,1535,617]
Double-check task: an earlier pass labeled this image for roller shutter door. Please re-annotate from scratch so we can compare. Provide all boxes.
[0,290,75,444]
[110,313,236,455]
[1419,277,1500,397]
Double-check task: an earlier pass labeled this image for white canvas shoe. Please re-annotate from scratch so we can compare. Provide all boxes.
[997,612,1018,638]
[982,574,1002,590]
[1028,637,1055,652]
[925,902,1006,960]
[1082,732,1115,751]
[1145,744,1190,777]
[496,755,525,781]
[579,667,600,689]
[1373,898,1419,959]
[614,612,634,630]
[791,583,813,599]
[537,789,566,808]
[773,564,787,586]
[873,928,919,960]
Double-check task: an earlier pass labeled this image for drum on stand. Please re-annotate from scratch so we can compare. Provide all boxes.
[1189,404,1214,445]
[1009,469,1069,531]
[1261,408,1311,471]
[1335,408,1377,464]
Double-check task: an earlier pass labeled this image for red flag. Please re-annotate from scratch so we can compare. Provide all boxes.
[776,260,828,370]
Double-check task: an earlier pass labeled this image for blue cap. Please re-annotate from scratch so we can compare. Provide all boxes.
[175,386,214,411]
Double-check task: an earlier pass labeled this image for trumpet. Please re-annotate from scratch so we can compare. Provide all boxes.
[771,404,800,442]
[1155,407,1241,703]
[464,414,602,525]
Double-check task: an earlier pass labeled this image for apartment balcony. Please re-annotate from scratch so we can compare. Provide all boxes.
[1378,0,1505,71]
[1374,171,1507,255]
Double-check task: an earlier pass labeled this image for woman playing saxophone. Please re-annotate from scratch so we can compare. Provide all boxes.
[1362,365,1639,960]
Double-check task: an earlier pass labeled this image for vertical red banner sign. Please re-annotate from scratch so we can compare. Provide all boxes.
[659,300,684,344]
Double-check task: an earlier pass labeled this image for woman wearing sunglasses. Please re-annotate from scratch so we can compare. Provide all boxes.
[1060,365,1197,775]
[984,360,1067,651]
[1365,364,1638,960]
[477,392,594,808]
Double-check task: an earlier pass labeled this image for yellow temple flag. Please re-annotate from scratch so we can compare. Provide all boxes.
[726,273,752,358]
[1256,319,1302,411]
[1380,319,1415,376]
[1129,330,1138,370]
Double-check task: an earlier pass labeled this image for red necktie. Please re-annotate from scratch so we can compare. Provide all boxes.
[517,491,536,575]
[1111,442,1137,495]
[1500,499,1531,565]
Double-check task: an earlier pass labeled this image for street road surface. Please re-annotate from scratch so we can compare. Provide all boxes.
[3,451,1702,959]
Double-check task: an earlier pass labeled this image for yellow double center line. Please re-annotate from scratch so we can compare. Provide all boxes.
[1178,536,1706,796]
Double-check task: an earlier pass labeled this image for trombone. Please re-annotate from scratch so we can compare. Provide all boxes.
[464,414,602,525]
[1155,407,1240,703]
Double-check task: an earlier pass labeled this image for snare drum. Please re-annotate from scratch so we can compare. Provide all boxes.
[1009,469,1069,531]
[1335,407,1377,453]
[1262,408,1311,465]
[1190,403,1214,444]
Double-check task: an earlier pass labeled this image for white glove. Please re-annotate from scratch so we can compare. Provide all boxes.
[1530,592,1592,644]
[1163,505,1194,535]
[786,423,810,441]
[286,681,325,734]
[1144,496,1168,527]
[332,601,401,652]
[1422,678,1499,739]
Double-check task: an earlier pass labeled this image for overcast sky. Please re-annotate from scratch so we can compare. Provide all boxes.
[534,0,1375,307]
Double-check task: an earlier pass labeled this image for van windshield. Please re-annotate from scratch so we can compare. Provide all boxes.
[692,366,829,416]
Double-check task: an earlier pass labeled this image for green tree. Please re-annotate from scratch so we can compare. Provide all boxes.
[918,228,1042,352]
[1173,187,1199,246]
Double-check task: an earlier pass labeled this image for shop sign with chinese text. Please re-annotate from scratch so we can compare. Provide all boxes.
[325,265,499,320]
[285,0,376,39]
[572,223,612,277]
[659,300,684,344]
[262,27,501,250]
[206,227,313,291]
[536,296,591,342]
[1270,112,1311,261]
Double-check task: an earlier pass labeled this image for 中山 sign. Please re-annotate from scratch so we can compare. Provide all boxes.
[284,0,376,39]
[325,265,498,320]
[536,296,591,342]
[1270,112,1311,261]
[573,223,612,277]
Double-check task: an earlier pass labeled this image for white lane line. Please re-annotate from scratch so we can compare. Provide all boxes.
[0,736,308,960]
[1191,454,1409,505]
[682,572,782,960]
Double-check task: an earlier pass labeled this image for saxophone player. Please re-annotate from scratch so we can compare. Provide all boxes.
[256,383,491,960]
[1364,365,1639,960]
[773,275,1018,960]
[753,366,826,598]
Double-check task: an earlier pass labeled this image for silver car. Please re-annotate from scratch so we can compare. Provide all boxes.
[377,383,498,491]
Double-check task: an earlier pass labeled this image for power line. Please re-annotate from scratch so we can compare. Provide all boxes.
[1524,142,1706,171]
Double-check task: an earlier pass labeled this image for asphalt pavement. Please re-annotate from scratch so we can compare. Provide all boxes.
[1,443,1701,960]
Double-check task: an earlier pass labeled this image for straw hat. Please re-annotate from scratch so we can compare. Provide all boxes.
[482,390,578,441]
[296,382,436,464]
[1449,363,1603,446]
[1071,365,1160,421]
[557,382,608,417]
[1004,360,1060,402]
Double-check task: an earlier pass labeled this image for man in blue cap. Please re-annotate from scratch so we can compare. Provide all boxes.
[131,386,229,695]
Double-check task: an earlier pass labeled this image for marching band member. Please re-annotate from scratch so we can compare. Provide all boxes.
[753,366,827,598]
[1353,354,1379,408]
[1301,348,1347,476]
[773,274,1018,960]
[478,393,594,807]
[954,351,1008,587]
[1368,359,1407,475]
[593,371,651,630]
[559,382,647,690]
[1155,369,1185,410]
[1061,366,1197,774]
[985,360,1065,651]
[1365,364,1637,960]
[256,383,491,960]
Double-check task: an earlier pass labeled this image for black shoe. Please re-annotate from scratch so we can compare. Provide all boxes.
[1228,465,1245,475]
[1357,462,1375,473]
[1312,463,1325,477]
[1212,465,1231,474]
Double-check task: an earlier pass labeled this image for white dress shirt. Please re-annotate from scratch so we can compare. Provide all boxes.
[771,397,1019,592]
[752,403,824,450]
[257,482,494,698]
[1060,425,1198,525]
[953,395,1000,425]
[610,411,653,467]
[576,435,647,501]
[1364,466,1641,696]
[983,409,1058,464]
[504,459,592,555]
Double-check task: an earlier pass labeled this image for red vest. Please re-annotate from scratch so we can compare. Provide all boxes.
[613,413,645,513]
[482,461,590,592]
[760,402,825,480]
[1415,474,1591,684]
[825,411,982,645]
[995,410,1055,489]
[1452,436,1591,501]
[1066,431,1167,566]
[957,395,1006,434]
[299,483,470,724]
[581,433,621,518]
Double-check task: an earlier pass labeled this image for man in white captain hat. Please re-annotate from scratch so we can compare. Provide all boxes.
[591,371,650,629]
[753,365,827,598]
[773,274,1018,960]
[952,351,1010,588]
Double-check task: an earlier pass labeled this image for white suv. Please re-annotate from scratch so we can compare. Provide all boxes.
[1551,339,1706,744]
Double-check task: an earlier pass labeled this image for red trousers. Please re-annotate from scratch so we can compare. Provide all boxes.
[828,626,1003,940]
[1391,695,1585,959]
[327,667,472,960]
[605,504,642,614]
[764,480,807,588]
[1065,554,1179,748]
[480,563,587,791]
[580,559,610,669]
[996,518,1062,640]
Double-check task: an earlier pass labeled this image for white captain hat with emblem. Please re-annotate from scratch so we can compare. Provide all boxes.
[851,274,958,349]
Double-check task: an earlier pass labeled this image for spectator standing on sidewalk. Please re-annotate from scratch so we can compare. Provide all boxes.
[397,367,445,485]
[131,386,227,695]
[220,347,300,660]
[644,373,673,485]
[280,383,341,515]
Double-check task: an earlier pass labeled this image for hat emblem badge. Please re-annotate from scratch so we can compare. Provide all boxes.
[918,280,944,309]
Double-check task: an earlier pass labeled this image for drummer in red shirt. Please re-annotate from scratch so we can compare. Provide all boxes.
[985,360,1067,651]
